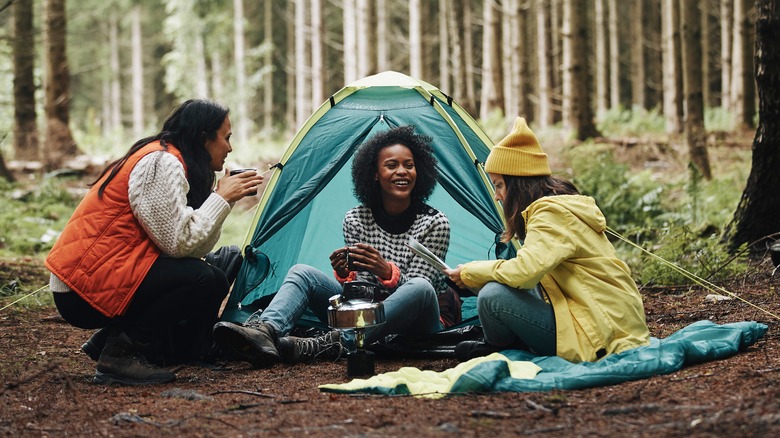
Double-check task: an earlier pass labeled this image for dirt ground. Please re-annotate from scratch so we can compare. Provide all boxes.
[1,258,779,437]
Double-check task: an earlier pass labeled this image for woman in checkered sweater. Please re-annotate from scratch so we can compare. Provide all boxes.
[213,126,452,366]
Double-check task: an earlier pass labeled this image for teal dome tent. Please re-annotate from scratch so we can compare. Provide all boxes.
[223,71,515,328]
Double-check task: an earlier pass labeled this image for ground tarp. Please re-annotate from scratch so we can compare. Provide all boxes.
[319,320,768,396]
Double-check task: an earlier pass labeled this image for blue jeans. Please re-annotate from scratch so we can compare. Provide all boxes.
[260,264,442,344]
[477,282,557,356]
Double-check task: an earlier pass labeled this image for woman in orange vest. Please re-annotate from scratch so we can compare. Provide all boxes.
[45,99,262,385]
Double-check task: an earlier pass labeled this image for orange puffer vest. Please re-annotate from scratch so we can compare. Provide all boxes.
[45,142,185,317]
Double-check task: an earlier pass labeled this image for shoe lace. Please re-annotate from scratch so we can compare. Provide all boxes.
[297,332,344,360]
[243,309,267,331]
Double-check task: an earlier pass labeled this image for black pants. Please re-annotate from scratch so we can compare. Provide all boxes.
[54,256,229,363]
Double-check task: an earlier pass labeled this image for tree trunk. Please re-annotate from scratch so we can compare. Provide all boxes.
[728,0,780,252]
[311,0,325,105]
[0,150,13,182]
[44,0,77,171]
[409,0,423,79]
[356,0,376,78]
[681,0,712,180]
[503,0,520,120]
[377,0,389,71]
[536,0,554,127]
[562,0,600,140]
[551,0,563,123]
[608,0,620,109]
[343,0,357,83]
[700,0,711,108]
[194,31,208,98]
[733,0,756,128]
[645,0,664,110]
[594,0,608,117]
[12,0,39,162]
[662,0,684,133]
[263,0,273,133]
[131,4,144,138]
[480,0,505,120]
[439,0,450,92]
[109,11,122,134]
[631,0,647,109]
[285,1,295,131]
[295,0,310,128]
[720,0,733,110]
[233,0,249,145]
[463,0,477,116]
[211,52,224,101]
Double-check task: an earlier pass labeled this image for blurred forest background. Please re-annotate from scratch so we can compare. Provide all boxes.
[1,0,779,299]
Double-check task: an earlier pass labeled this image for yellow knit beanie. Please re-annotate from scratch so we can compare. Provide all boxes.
[484,117,551,176]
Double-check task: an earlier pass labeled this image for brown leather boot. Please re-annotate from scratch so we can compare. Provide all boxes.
[94,333,176,385]
[212,320,281,368]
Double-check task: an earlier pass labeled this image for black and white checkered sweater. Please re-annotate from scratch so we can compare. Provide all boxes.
[343,204,450,295]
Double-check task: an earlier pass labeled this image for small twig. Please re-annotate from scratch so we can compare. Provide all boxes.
[523,425,567,435]
[468,410,511,418]
[1,363,60,395]
[525,398,552,413]
[756,366,780,374]
[210,389,275,398]
[0,0,15,16]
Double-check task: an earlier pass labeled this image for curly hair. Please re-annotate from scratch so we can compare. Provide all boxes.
[351,125,438,209]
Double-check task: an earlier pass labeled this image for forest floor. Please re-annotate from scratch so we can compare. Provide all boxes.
[3,129,779,437]
[1,258,779,437]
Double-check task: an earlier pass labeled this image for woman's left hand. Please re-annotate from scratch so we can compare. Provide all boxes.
[346,243,393,280]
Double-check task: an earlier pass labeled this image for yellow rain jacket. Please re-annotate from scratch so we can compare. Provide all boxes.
[460,195,650,362]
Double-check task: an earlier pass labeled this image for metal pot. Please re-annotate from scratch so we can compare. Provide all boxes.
[327,294,386,329]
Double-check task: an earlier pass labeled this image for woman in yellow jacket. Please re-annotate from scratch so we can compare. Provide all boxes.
[447,118,650,363]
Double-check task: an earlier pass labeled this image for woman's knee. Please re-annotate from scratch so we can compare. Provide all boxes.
[476,282,509,306]
[400,277,436,300]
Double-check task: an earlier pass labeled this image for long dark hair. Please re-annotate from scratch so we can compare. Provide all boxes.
[90,99,229,208]
[502,175,580,241]
[351,125,438,210]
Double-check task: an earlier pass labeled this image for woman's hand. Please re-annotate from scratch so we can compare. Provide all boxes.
[445,265,467,289]
[345,243,393,280]
[214,168,263,203]
[329,247,350,278]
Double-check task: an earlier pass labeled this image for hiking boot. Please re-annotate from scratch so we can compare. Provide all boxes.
[212,320,281,368]
[81,327,114,361]
[94,333,176,385]
[454,340,505,362]
[277,330,346,364]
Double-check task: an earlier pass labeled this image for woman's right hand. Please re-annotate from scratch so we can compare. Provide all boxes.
[330,247,350,277]
[445,265,467,289]
[214,168,263,203]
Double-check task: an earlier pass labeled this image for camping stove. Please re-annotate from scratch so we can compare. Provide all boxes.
[327,281,386,377]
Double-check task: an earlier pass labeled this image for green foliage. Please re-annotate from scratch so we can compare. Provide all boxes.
[636,226,749,286]
[0,177,80,257]
[567,144,665,234]
[704,107,736,131]
[564,142,750,286]
[597,107,666,137]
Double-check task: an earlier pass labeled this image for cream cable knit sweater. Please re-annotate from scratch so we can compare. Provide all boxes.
[49,151,231,292]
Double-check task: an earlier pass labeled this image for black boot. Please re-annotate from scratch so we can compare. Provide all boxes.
[94,333,176,385]
[277,330,346,363]
[454,340,505,362]
[212,320,281,368]
[81,327,115,361]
